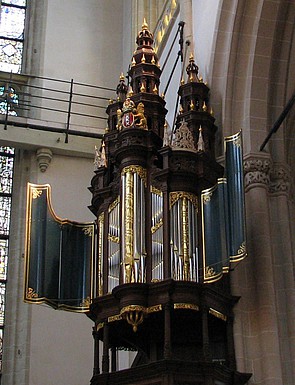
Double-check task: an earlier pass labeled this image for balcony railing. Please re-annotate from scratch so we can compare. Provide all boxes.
[0,71,116,141]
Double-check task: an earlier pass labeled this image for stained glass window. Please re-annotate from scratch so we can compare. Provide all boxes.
[0,1,26,73]
[0,146,14,373]
[0,85,18,115]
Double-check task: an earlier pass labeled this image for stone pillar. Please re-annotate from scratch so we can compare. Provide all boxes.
[179,0,193,58]
[232,154,284,385]
[269,163,295,383]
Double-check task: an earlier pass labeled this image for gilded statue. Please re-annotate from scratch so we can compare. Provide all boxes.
[134,102,148,130]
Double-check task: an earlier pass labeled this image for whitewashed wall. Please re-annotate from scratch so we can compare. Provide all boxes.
[2,1,126,384]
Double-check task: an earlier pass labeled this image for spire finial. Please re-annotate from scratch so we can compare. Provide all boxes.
[186,52,199,83]
[142,18,148,30]
[197,125,205,152]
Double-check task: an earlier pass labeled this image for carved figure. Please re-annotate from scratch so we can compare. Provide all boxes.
[134,102,148,130]
[116,108,122,131]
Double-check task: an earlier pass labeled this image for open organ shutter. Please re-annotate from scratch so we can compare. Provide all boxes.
[24,183,95,312]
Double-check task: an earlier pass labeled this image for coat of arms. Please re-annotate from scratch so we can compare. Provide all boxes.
[117,98,147,131]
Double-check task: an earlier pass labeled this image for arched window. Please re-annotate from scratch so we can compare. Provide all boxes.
[0,0,27,74]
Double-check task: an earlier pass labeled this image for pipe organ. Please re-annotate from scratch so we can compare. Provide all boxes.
[88,19,249,385]
[170,192,198,282]
[107,198,120,291]
[151,186,163,281]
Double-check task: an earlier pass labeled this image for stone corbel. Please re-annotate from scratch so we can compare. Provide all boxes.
[36,148,52,172]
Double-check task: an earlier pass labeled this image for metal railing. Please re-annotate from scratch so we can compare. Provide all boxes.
[0,72,117,142]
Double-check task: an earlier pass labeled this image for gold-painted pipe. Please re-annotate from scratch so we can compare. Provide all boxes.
[182,197,190,281]
[124,171,134,283]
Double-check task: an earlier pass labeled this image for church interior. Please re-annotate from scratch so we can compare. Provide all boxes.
[0,1,294,385]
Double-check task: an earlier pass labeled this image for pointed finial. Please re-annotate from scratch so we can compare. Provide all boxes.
[105,127,109,133]
[199,75,203,82]
[127,86,134,97]
[120,72,125,81]
[202,101,207,112]
[94,145,101,170]
[140,83,146,92]
[151,56,156,65]
[100,141,107,167]
[186,52,199,83]
[142,18,148,30]
[197,125,205,152]
[108,99,113,105]
[131,57,136,67]
[180,78,185,85]
[163,121,170,147]
[179,104,183,114]
[210,107,214,116]
[153,84,158,94]
[190,100,195,110]
[141,54,146,63]
[161,92,165,99]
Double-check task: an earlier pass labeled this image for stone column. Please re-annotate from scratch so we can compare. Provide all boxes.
[269,163,295,383]
[232,153,284,385]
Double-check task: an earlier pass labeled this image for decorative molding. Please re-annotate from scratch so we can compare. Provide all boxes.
[243,154,271,191]
[243,155,293,199]
[269,163,292,196]
[36,148,52,172]
[171,120,196,152]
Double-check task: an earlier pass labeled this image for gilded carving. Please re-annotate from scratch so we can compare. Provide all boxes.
[147,304,162,313]
[32,188,42,199]
[202,192,212,204]
[170,192,198,209]
[209,308,227,322]
[133,102,148,130]
[27,287,38,299]
[121,165,147,186]
[124,171,134,283]
[151,218,163,234]
[82,226,93,236]
[80,297,91,307]
[174,303,199,311]
[204,265,215,278]
[108,314,123,323]
[150,185,163,196]
[108,234,120,244]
